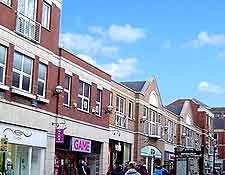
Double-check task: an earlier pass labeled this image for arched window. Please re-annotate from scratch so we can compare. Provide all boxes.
[149,91,159,108]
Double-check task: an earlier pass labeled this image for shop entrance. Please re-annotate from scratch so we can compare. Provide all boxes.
[55,136,101,175]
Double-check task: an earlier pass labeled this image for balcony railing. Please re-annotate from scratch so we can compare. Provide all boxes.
[142,120,161,139]
[16,11,41,43]
[115,111,128,129]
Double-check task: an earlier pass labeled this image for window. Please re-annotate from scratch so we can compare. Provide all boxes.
[64,74,71,106]
[116,96,125,113]
[143,106,148,119]
[96,89,102,116]
[18,0,36,20]
[116,95,127,128]
[167,120,174,143]
[0,0,11,6]
[128,101,133,119]
[77,81,90,112]
[42,1,51,29]
[0,45,7,84]
[37,63,47,97]
[12,52,33,92]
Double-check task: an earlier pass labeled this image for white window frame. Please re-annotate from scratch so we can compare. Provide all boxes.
[42,1,51,29]
[37,63,47,98]
[128,101,133,119]
[78,81,90,112]
[63,74,71,106]
[0,45,7,85]
[116,95,125,114]
[12,52,33,93]
[96,89,102,116]
[0,0,11,6]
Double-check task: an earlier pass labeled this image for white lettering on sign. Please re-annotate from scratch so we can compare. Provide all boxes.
[71,137,91,153]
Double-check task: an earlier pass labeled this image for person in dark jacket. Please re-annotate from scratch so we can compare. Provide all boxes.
[125,162,141,175]
[153,158,169,175]
[77,160,87,175]
[111,164,123,175]
[138,165,148,175]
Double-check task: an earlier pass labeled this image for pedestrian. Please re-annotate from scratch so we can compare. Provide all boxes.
[77,160,87,175]
[84,161,90,175]
[125,162,141,175]
[111,164,123,175]
[153,158,169,175]
[138,165,148,175]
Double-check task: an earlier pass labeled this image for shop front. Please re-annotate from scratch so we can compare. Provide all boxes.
[0,122,47,175]
[55,135,102,175]
[109,139,131,171]
[164,151,175,174]
[140,145,162,175]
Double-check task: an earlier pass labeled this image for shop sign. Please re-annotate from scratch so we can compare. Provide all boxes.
[169,154,175,161]
[71,137,91,153]
[55,129,64,143]
[0,123,47,148]
[140,145,162,158]
[115,142,121,152]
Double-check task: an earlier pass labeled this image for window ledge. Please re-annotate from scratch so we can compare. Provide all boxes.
[11,88,36,99]
[0,84,10,91]
[77,108,90,114]
[37,96,49,104]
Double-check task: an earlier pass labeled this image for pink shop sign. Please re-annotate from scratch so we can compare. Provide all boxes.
[71,137,91,153]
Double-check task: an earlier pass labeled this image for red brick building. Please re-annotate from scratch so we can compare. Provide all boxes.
[211,107,225,173]
[0,0,112,174]
[167,99,214,174]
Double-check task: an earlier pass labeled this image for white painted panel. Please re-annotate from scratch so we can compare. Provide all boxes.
[0,123,47,147]
[109,127,134,144]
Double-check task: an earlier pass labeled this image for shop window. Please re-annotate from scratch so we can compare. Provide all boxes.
[4,144,44,175]
[0,45,7,84]
[37,63,47,97]
[128,101,133,119]
[42,1,51,29]
[64,74,71,106]
[77,80,90,112]
[12,52,33,92]
[96,89,102,116]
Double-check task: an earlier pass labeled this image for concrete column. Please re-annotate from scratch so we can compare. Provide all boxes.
[99,141,109,175]
[45,133,55,175]
[28,147,32,175]
[40,148,45,175]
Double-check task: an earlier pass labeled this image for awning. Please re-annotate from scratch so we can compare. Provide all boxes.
[140,145,162,158]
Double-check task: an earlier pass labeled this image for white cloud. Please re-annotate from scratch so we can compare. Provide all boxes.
[60,32,119,56]
[88,26,105,36]
[74,54,138,79]
[161,40,172,49]
[188,32,225,47]
[100,58,138,79]
[108,24,145,43]
[76,54,97,66]
[198,81,225,94]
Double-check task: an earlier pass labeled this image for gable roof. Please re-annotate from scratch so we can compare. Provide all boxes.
[121,81,147,92]
[192,98,210,109]
[166,104,184,115]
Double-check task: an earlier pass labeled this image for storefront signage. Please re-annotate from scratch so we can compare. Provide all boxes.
[140,145,162,158]
[0,123,47,148]
[3,128,32,138]
[55,129,64,143]
[71,137,91,153]
[169,154,175,161]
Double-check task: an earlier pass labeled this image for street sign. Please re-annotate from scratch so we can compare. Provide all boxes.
[55,129,64,143]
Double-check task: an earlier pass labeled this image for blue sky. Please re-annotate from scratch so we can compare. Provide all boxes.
[60,0,225,107]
